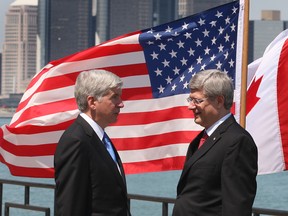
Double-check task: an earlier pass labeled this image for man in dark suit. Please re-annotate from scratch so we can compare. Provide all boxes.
[54,69,131,216]
[172,69,258,216]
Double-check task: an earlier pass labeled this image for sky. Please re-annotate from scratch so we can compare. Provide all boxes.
[1,0,288,51]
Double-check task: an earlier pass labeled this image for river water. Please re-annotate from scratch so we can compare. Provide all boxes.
[1,117,288,215]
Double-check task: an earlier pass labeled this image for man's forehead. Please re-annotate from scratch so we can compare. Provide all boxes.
[106,87,122,95]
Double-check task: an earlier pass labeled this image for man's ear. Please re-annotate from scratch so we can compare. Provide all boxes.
[216,95,225,108]
[87,96,97,110]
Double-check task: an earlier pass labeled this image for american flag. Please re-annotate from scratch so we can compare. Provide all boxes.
[0,0,244,177]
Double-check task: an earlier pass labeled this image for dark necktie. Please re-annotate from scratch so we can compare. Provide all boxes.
[102,132,117,163]
[198,131,208,149]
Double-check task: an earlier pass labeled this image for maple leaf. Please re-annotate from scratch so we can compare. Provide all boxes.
[246,76,263,115]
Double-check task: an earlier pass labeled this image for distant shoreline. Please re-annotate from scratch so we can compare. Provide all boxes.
[0,111,14,118]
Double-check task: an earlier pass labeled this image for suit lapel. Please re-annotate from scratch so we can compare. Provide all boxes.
[178,115,236,188]
[93,133,127,189]
[111,143,128,183]
[77,115,127,190]
[178,131,220,184]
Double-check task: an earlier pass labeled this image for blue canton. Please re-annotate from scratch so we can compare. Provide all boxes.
[139,1,240,98]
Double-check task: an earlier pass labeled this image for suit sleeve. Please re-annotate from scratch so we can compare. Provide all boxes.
[221,134,258,216]
[54,134,91,216]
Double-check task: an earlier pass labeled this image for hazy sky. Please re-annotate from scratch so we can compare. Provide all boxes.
[1,0,288,51]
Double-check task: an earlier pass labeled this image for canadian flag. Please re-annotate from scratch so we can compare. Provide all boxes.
[246,29,288,174]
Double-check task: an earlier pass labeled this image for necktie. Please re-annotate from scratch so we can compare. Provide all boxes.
[102,132,117,163]
[198,131,208,149]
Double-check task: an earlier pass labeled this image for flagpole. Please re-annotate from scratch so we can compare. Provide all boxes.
[239,0,249,128]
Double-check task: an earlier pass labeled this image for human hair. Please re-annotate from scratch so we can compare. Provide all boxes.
[74,69,123,112]
[188,69,234,110]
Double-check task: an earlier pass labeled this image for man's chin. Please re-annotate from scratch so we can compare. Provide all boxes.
[110,117,118,124]
[194,118,202,126]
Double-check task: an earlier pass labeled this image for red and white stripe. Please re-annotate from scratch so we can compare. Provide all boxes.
[0,1,248,177]
[0,31,200,177]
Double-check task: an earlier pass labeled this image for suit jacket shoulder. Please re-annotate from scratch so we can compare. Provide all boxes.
[54,115,130,216]
[174,114,257,216]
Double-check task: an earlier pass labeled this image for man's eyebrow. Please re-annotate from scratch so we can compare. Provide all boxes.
[110,91,120,97]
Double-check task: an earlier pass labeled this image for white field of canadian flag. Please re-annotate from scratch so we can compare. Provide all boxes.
[246,29,288,174]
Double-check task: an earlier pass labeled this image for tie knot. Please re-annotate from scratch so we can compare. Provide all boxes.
[202,131,208,139]
[103,133,112,148]
[198,131,208,149]
[102,132,117,163]
[103,132,109,142]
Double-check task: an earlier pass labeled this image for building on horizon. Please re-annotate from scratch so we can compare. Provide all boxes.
[2,0,288,99]
[178,0,233,18]
[248,10,288,63]
[1,0,38,96]
[261,10,281,21]
[96,0,178,44]
[37,0,95,68]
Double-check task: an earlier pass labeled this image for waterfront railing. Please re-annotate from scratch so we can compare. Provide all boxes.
[1,178,288,216]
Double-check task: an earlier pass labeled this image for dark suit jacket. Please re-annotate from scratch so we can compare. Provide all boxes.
[172,115,258,216]
[54,115,131,216]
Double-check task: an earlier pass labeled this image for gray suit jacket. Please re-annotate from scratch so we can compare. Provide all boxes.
[54,115,131,216]
[173,115,258,216]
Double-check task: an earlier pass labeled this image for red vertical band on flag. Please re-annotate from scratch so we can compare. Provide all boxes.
[277,38,288,170]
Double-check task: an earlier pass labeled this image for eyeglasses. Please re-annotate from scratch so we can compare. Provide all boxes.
[186,97,208,104]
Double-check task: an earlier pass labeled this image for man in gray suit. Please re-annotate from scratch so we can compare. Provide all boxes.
[54,69,131,216]
[172,69,258,216]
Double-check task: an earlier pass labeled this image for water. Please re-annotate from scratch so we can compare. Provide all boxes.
[1,117,288,215]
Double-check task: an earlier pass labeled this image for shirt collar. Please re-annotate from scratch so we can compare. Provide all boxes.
[206,113,231,136]
[80,112,105,140]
